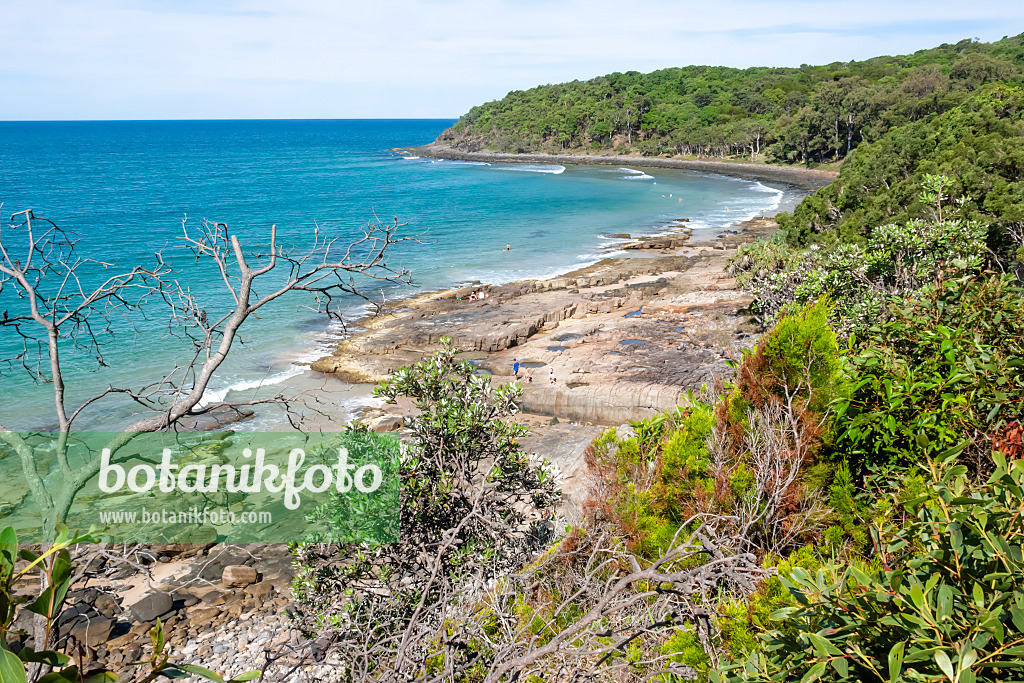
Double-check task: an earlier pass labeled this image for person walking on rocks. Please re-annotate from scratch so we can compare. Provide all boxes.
[524,368,532,383]
[548,367,556,384]
[512,358,520,378]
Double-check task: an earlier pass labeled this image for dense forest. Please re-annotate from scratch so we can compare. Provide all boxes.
[777,83,1024,246]
[438,33,1024,165]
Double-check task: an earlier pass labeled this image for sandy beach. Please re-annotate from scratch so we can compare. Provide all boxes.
[400,143,839,191]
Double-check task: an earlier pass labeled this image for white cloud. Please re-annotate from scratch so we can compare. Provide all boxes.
[1,0,1022,118]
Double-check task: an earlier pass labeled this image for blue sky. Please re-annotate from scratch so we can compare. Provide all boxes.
[2,0,1023,120]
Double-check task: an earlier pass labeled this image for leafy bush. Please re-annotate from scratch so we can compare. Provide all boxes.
[292,339,560,654]
[718,298,842,455]
[836,274,1024,469]
[661,628,711,681]
[716,450,1024,683]
[732,202,989,331]
[587,405,717,558]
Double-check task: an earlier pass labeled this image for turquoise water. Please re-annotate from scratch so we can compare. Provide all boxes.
[0,120,795,430]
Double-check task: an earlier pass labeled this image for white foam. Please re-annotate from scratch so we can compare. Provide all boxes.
[198,365,306,408]
[735,182,785,223]
[496,164,565,174]
[622,172,654,180]
[402,155,420,160]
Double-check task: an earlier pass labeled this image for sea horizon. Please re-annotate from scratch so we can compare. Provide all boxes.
[0,118,800,432]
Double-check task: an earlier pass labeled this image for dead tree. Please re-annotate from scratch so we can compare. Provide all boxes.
[281,517,771,683]
[0,206,420,538]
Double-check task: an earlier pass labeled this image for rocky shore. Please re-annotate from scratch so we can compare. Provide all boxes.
[399,143,839,191]
[43,214,787,682]
[311,215,779,506]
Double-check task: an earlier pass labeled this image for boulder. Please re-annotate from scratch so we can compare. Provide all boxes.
[186,606,222,622]
[244,581,276,600]
[131,592,174,623]
[66,616,116,647]
[222,565,259,588]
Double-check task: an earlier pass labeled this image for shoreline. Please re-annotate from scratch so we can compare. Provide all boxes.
[398,143,838,192]
[312,212,781,444]
[211,155,806,433]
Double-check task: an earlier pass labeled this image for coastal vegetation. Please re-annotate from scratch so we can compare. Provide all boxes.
[438,34,1024,166]
[293,44,1024,681]
[295,204,1024,679]
[0,212,415,540]
[5,27,1024,683]
[777,84,1024,246]
[0,208,414,679]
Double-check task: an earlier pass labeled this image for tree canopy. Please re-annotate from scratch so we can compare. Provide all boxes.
[439,34,1024,165]
[778,84,1024,245]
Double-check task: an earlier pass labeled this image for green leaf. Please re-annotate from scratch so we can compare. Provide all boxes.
[936,651,955,681]
[51,550,73,587]
[973,582,985,607]
[801,660,827,683]
[227,672,262,683]
[24,578,71,621]
[960,647,978,672]
[808,633,841,657]
[1010,606,1024,632]
[150,620,165,653]
[35,672,78,683]
[888,641,905,682]
[0,528,17,571]
[0,647,27,683]
[17,648,70,667]
[16,550,39,565]
[770,607,800,621]
[176,664,226,683]
[830,656,849,678]
[910,583,925,610]
[82,673,119,683]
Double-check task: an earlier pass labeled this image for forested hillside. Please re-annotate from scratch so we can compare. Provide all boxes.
[778,83,1024,245]
[438,33,1024,164]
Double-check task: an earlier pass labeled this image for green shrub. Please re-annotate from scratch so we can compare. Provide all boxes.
[836,274,1024,468]
[589,405,718,558]
[716,450,1024,683]
[761,298,842,412]
[661,628,711,681]
[777,84,1024,247]
[733,207,989,332]
[718,298,843,464]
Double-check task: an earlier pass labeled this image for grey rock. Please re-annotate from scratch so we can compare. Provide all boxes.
[131,592,174,623]
[66,616,115,647]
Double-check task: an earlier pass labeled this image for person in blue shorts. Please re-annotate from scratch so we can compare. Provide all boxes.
[512,358,520,378]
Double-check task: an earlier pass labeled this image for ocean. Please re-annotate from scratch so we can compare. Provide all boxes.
[0,119,798,431]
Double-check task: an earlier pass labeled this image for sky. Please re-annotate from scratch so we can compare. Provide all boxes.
[2,0,1023,120]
